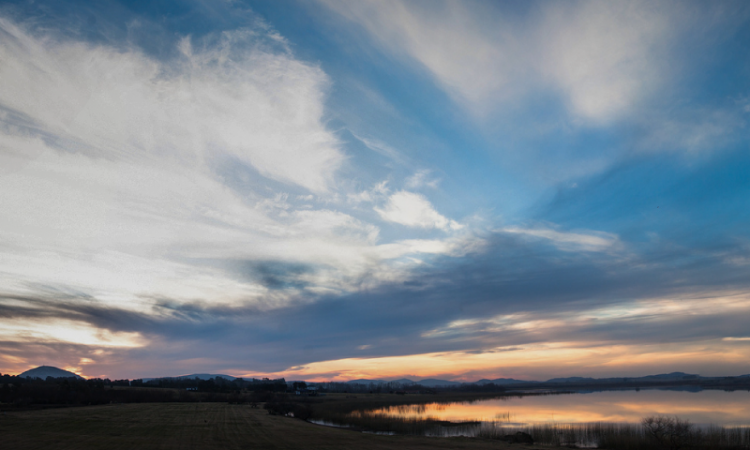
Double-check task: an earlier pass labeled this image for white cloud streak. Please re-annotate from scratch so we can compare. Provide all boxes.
[321,0,677,122]
[375,191,462,231]
[0,17,480,319]
[637,109,745,154]
[405,170,440,190]
[0,18,343,192]
[502,226,619,252]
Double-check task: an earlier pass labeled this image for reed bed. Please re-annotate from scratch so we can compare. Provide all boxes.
[476,422,648,448]
[475,421,750,449]
[311,407,750,449]
[306,393,750,448]
[312,410,480,436]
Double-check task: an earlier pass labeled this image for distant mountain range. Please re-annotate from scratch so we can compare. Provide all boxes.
[18,365,84,380]
[345,377,515,387]
[417,378,462,387]
[142,373,236,382]
[345,378,459,387]
[475,378,532,385]
[13,367,750,387]
[341,372,750,387]
[543,372,746,384]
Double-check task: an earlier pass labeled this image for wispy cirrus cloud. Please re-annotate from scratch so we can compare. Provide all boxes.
[320,0,676,123]
[0,12,476,372]
[0,16,343,193]
[502,226,619,253]
[320,0,750,192]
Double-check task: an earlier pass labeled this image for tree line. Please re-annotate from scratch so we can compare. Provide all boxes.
[0,373,289,408]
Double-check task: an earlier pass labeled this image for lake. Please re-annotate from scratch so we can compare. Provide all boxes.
[361,389,750,427]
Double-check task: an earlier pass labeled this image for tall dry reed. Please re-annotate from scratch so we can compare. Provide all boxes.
[475,420,750,449]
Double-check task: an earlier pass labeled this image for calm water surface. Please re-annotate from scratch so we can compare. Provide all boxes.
[365,389,750,426]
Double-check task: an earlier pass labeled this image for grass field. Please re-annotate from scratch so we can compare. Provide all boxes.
[0,402,540,450]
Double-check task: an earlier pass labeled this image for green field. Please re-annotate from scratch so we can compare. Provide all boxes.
[0,402,536,450]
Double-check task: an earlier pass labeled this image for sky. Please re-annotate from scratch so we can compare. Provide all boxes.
[1,0,750,382]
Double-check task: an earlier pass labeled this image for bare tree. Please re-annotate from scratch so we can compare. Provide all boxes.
[642,415,694,450]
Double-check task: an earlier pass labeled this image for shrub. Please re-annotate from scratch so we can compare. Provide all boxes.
[642,416,694,450]
[264,401,312,420]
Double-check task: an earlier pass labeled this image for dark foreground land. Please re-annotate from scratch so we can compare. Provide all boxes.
[0,402,540,450]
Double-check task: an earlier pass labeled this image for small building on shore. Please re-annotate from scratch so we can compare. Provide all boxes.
[295,386,318,396]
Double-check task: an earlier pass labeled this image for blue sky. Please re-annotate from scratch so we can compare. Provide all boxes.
[1,0,750,381]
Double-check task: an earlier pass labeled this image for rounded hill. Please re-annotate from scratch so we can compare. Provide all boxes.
[18,366,84,380]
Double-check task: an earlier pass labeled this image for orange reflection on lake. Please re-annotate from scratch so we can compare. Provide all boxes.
[364,390,750,426]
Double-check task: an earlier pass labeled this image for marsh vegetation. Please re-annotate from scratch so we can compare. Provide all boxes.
[309,408,750,449]
[475,420,750,449]
[303,391,750,449]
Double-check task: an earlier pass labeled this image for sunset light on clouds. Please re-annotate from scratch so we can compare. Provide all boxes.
[1,0,750,382]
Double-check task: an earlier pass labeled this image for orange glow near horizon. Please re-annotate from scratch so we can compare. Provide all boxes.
[5,292,750,380]
[235,293,750,382]
[242,339,750,382]
[5,337,750,381]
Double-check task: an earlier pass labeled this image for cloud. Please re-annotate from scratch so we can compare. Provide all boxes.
[3,224,750,379]
[636,108,745,154]
[320,0,677,122]
[538,1,672,123]
[0,17,343,192]
[739,95,750,113]
[502,226,619,252]
[0,12,493,376]
[319,0,520,116]
[2,3,749,382]
[405,169,440,190]
[0,16,465,312]
[352,132,409,165]
[0,18,373,310]
[270,336,750,381]
[375,191,462,231]
[0,317,145,348]
[320,0,749,201]
[347,180,389,204]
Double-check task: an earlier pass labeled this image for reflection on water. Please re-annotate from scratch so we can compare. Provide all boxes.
[363,389,750,427]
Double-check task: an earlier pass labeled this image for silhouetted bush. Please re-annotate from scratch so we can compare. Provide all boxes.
[264,401,312,420]
[643,416,694,450]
